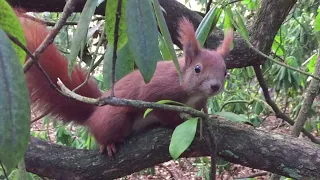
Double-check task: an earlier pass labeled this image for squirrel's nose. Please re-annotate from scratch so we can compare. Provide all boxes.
[210,84,220,92]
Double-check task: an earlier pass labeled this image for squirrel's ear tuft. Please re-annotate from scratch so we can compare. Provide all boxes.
[216,30,233,58]
[178,17,200,67]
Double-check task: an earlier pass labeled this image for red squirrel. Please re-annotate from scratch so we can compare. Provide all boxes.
[17,10,233,157]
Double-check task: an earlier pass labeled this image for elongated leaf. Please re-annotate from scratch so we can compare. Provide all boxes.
[152,0,182,82]
[0,28,30,173]
[143,100,187,118]
[0,1,26,65]
[103,43,134,89]
[196,7,222,46]
[234,11,249,42]
[169,118,198,160]
[158,35,171,60]
[126,0,162,83]
[105,0,128,51]
[68,0,98,76]
[213,112,252,124]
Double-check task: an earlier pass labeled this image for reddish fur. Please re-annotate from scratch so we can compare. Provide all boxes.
[19,12,102,123]
[17,10,233,157]
[216,30,233,58]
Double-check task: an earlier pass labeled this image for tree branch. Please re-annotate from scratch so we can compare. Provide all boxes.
[25,118,320,179]
[7,0,297,69]
[23,0,77,72]
[253,65,320,144]
[291,56,320,136]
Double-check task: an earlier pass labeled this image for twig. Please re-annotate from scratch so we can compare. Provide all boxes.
[110,0,123,97]
[31,110,50,123]
[6,32,64,95]
[205,0,213,14]
[90,55,104,73]
[244,38,320,81]
[235,171,268,179]
[57,78,208,119]
[45,16,105,26]
[72,27,106,92]
[23,0,78,72]
[291,56,320,137]
[253,65,320,144]
[224,9,320,81]
[0,161,8,180]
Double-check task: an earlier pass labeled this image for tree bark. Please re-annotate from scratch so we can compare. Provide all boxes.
[25,118,320,180]
[291,56,320,136]
[7,0,297,69]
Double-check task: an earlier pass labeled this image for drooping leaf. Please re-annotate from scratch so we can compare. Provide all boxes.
[158,34,171,60]
[234,11,249,42]
[105,0,128,51]
[169,118,198,160]
[152,0,182,82]
[225,6,249,42]
[0,1,26,65]
[0,28,30,174]
[68,0,99,76]
[126,0,162,83]
[213,112,252,125]
[196,7,222,46]
[143,100,187,118]
[103,43,134,89]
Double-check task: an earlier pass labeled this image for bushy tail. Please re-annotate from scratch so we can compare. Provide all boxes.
[18,11,102,123]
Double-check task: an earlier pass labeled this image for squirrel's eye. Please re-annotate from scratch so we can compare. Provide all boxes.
[195,65,201,73]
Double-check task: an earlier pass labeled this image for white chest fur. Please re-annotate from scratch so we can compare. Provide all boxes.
[184,94,204,108]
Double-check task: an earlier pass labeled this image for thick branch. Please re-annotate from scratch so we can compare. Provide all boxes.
[7,0,297,69]
[25,118,320,179]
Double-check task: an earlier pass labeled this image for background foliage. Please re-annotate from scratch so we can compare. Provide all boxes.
[0,0,320,179]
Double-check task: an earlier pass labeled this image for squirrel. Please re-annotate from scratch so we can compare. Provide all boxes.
[17,10,233,157]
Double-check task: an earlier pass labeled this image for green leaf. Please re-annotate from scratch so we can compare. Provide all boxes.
[314,12,320,32]
[103,43,134,89]
[306,53,318,73]
[68,0,98,76]
[105,0,128,51]
[152,0,182,82]
[158,34,171,60]
[253,101,264,115]
[213,112,252,124]
[169,118,198,160]
[126,0,162,83]
[234,11,249,42]
[8,169,35,180]
[0,1,26,65]
[143,100,187,118]
[196,7,222,46]
[272,35,284,56]
[225,6,248,42]
[0,28,30,174]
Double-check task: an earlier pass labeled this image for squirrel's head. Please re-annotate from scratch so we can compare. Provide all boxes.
[178,17,233,97]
